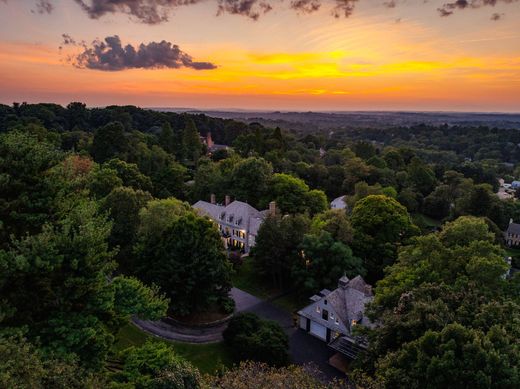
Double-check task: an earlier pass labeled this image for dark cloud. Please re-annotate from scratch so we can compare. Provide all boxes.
[25,0,364,23]
[35,0,53,13]
[490,11,504,19]
[331,0,359,18]
[438,0,518,17]
[290,0,321,13]
[383,0,397,8]
[67,35,217,71]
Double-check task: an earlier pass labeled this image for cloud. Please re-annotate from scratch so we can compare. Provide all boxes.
[437,0,519,17]
[35,0,53,13]
[490,12,504,20]
[65,35,217,71]
[22,0,364,23]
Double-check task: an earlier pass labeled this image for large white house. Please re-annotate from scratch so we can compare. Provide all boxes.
[193,195,274,253]
[298,275,374,359]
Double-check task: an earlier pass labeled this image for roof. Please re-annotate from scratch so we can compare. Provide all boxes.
[507,222,520,235]
[193,199,267,234]
[298,275,374,335]
[331,195,347,210]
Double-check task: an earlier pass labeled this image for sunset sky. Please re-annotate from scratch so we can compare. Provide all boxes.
[0,0,519,111]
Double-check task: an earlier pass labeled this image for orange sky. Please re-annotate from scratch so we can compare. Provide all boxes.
[0,1,519,111]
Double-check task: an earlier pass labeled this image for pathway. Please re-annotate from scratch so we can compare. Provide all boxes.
[133,287,344,380]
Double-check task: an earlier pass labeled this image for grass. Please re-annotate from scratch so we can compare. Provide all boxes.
[113,323,233,375]
[232,257,306,314]
[231,258,280,300]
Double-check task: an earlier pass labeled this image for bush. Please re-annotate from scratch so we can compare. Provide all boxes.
[223,313,289,367]
[221,297,236,315]
[228,251,243,270]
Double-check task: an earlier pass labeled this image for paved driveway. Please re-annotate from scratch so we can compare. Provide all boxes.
[231,287,344,380]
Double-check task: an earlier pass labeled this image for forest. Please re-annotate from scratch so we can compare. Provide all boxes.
[1,102,519,388]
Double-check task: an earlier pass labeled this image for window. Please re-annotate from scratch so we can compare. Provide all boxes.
[324,299,327,305]
[330,312,334,319]
[316,306,321,313]
[322,309,329,321]
[335,317,339,325]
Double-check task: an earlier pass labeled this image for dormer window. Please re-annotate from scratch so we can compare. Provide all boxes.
[330,312,334,319]
[228,215,234,223]
[316,306,321,313]
[335,317,339,325]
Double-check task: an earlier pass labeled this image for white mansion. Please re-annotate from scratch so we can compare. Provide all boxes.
[193,195,275,253]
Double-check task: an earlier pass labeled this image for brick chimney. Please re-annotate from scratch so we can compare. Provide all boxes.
[269,201,276,216]
[338,275,349,289]
[206,132,214,149]
[225,195,231,206]
[210,193,216,205]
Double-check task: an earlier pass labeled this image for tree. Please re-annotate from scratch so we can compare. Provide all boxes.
[269,173,327,215]
[351,195,419,282]
[0,131,63,246]
[229,157,273,208]
[151,161,187,199]
[0,200,168,369]
[374,324,520,389]
[135,212,232,316]
[223,313,289,367]
[208,361,349,389]
[293,231,364,293]
[310,209,353,245]
[137,198,191,239]
[87,165,123,199]
[182,119,202,163]
[252,214,311,290]
[159,122,176,155]
[102,186,152,271]
[117,341,202,388]
[104,158,153,192]
[90,122,128,163]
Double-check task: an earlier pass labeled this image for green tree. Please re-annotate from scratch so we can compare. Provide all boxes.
[104,158,153,192]
[102,186,152,271]
[118,341,201,389]
[90,122,128,163]
[0,200,168,369]
[135,212,232,316]
[0,131,63,246]
[223,313,289,367]
[351,195,419,282]
[182,119,202,163]
[229,157,273,207]
[310,209,353,245]
[88,165,123,199]
[269,173,326,215]
[137,198,191,239]
[293,231,365,293]
[252,214,311,290]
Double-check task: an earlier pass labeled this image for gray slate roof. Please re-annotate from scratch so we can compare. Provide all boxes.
[507,222,520,235]
[330,195,347,210]
[193,200,267,236]
[298,275,374,335]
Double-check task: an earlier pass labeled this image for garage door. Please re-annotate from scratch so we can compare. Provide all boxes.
[310,321,327,340]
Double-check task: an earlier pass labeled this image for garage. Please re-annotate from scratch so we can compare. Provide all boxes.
[310,321,327,340]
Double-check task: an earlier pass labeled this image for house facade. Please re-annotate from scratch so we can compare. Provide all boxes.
[330,195,348,210]
[298,275,374,359]
[193,195,274,253]
[505,218,520,247]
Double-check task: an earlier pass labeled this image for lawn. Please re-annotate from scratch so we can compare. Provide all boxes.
[231,257,280,300]
[113,323,233,374]
[232,258,307,314]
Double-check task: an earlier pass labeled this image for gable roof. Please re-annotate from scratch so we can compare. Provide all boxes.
[507,222,520,235]
[192,200,267,233]
[331,195,347,210]
[298,275,374,335]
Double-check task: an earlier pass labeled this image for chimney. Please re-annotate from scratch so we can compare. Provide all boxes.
[510,218,514,225]
[206,132,214,149]
[210,194,216,205]
[269,201,276,216]
[225,195,231,206]
[338,275,349,289]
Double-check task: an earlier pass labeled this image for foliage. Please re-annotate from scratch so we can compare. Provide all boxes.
[293,231,364,294]
[223,313,289,367]
[207,361,349,388]
[135,212,232,316]
[351,195,419,282]
[117,341,202,389]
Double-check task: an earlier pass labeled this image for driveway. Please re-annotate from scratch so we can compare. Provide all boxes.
[231,287,345,380]
[134,287,344,380]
